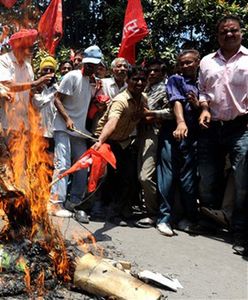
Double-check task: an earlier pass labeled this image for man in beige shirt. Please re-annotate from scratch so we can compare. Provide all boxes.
[92,66,148,226]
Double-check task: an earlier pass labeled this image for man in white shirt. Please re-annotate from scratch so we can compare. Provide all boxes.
[49,45,103,218]
[101,57,129,100]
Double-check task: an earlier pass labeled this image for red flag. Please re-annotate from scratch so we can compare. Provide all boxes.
[0,0,17,8]
[38,0,63,55]
[118,0,149,65]
[57,144,116,193]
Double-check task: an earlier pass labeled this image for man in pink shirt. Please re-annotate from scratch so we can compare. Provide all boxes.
[198,15,248,256]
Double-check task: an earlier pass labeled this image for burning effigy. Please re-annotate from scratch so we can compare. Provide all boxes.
[0,1,163,299]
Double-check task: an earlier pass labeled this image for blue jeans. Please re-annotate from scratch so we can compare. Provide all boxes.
[198,116,248,234]
[157,122,198,224]
[50,131,88,205]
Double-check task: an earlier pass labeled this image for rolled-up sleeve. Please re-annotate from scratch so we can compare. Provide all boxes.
[167,75,186,102]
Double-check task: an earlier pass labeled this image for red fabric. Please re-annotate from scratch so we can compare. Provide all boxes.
[87,94,110,119]
[58,144,116,193]
[0,0,17,8]
[118,0,149,65]
[38,0,63,55]
[8,29,38,49]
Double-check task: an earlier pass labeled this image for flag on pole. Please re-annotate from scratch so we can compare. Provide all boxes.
[0,0,17,8]
[118,0,149,65]
[38,0,63,55]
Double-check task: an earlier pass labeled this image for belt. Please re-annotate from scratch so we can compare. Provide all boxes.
[212,114,247,127]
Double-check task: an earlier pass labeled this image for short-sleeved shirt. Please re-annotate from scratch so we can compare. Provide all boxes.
[167,74,199,126]
[54,70,92,137]
[95,89,147,142]
[0,51,34,130]
[101,77,127,100]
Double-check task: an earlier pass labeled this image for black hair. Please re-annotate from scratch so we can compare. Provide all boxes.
[145,58,167,75]
[216,15,242,32]
[177,49,200,61]
[59,60,73,70]
[74,49,84,57]
[127,65,148,79]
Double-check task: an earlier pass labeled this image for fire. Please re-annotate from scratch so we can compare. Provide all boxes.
[72,232,104,257]
[36,269,45,296]
[16,255,31,292]
[1,90,71,282]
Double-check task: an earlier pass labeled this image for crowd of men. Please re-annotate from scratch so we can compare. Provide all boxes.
[0,15,247,258]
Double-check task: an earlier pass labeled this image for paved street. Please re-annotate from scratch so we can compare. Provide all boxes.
[58,217,248,300]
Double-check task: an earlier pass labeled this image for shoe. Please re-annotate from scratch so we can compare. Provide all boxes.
[232,243,245,256]
[74,210,89,224]
[134,217,156,228]
[232,234,246,256]
[64,198,82,212]
[108,216,128,227]
[201,207,229,228]
[177,218,194,232]
[47,202,73,218]
[157,223,174,236]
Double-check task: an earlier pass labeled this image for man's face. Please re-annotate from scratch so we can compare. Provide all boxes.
[41,66,55,76]
[96,64,107,79]
[127,72,147,95]
[113,61,128,82]
[178,53,199,78]
[83,63,98,76]
[21,46,34,59]
[147,64,164,85]
[60,62,73,76]
[217,19,242,51]
[73,54,83,69]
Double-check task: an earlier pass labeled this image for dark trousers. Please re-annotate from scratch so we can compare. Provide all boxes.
[103,140,140,218]
[198,115,248,235]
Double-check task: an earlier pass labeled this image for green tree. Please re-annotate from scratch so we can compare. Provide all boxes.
[1,0,248,68]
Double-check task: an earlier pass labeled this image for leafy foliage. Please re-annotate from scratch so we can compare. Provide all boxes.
[1,0,248,70]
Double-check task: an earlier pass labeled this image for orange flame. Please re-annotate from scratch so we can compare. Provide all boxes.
[72,232,104,257]
[3,90,71,281]
[16,255,31,292]
[36,269,45,297]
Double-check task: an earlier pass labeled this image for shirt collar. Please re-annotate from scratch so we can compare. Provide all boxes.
[214,45,248,59]
[124,89,146,103]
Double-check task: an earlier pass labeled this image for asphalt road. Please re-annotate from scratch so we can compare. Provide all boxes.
[0,215,247,299]
[59,217,248,300]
